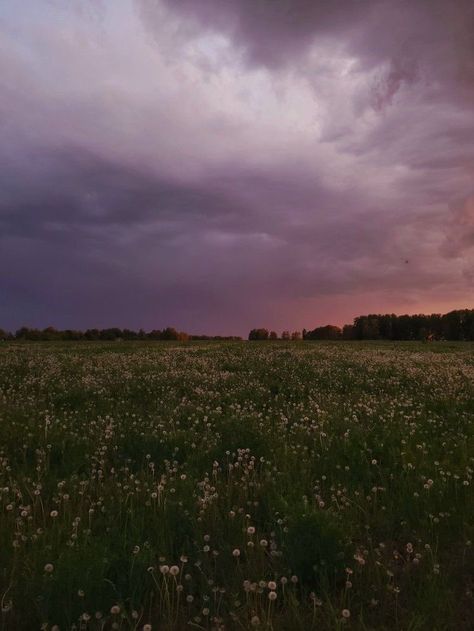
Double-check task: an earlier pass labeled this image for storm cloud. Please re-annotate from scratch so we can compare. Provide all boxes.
[0,0,473,334]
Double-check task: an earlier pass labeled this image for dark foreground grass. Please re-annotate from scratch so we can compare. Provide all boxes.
[0,341,473,630]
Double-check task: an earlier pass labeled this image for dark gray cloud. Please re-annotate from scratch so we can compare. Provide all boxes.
[150,0,474,76]
[141,0,377,68]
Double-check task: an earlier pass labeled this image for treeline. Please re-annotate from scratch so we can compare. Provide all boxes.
[248,329,302,341]
[2,309,473,343]
[249,309,474,341]
[0,326,241,342]
[347,310,474,341]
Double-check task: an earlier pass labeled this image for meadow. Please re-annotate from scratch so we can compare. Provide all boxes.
[0,341,473,630]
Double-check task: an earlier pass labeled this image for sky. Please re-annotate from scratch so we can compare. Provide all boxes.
[0,0,473,335]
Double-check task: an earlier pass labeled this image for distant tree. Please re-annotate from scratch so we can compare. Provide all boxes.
[15,327,42,340]
[122,328,138,340]
[465,311,474,340]
[248,328,269,340]
[428,314,443,340]
[291,331,301,341]
[99,328,122,341]
[42,326,60,341]
[347,311,474,341]
[161,327,179,341]
[342,324,355,340]
[281,330,290,341]
[306,325,342,340]
[353,316,381,340]
[377,314,394,339]
[63,329,83,341]
[84,329,100,340]
[148,329,162,340]
[396,315,413,340]
[442,310,463,340]
[190,335,242,341]
[269,331,278,340]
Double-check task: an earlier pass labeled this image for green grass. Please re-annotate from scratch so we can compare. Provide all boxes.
[0,341,473,630]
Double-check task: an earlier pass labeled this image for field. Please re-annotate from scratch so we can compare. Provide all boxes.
[0,341,473,630]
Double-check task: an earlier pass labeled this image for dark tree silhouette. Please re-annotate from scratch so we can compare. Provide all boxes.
[248,328,269,340]
[3,309,474,342]
[306,325,342,340]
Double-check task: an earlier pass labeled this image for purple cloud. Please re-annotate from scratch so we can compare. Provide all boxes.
[0,0,473,334]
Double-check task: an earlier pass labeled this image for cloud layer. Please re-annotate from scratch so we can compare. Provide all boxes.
[0,0,473,333]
